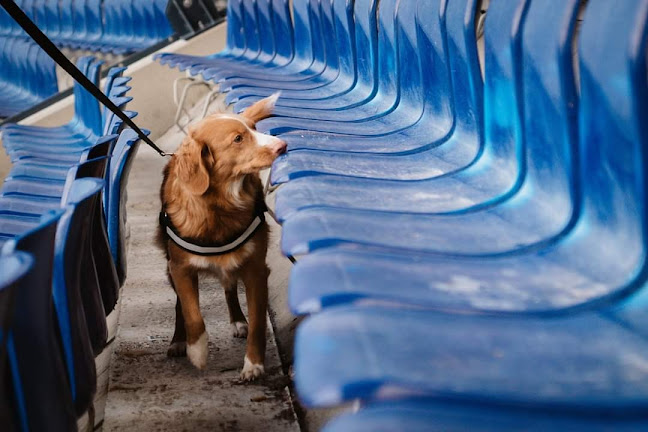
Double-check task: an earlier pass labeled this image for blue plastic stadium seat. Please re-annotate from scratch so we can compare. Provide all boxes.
[323,400,648,432]
[105,128,145,285]
[0,179,106,417]
[16,0,173,54]
[293,0,648,421]
[0,251,31,430]
[278,0,580,258]
[1,155,114,352]
[287,0,647,315]
[1,210,78,431]
[0,36,58,118]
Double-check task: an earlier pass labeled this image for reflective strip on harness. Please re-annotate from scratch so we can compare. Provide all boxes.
[165,215,263,255]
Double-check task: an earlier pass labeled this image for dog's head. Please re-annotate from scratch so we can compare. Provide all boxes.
[175,93,286,195]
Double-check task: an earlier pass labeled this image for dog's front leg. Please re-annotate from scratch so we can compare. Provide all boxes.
[239,259,269,381]
[167,297,187,357]
[168,262,208,369]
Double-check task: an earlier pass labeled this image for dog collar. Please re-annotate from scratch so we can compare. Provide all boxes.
[160,209,266,256]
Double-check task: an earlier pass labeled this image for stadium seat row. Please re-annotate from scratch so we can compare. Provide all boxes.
[0,36,58,118]
[157,0,648,429]
[0,56,143,431]
[0,0,173,54]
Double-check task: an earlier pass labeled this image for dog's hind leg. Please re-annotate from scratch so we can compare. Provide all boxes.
[167,296,187,357]
[239,259,269,381]
[220,276,248,338]
[168,263,209,369]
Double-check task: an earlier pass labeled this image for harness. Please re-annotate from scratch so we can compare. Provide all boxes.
[159,201,267,256]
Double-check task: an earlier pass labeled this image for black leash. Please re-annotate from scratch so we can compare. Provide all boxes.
[0,0,172,157]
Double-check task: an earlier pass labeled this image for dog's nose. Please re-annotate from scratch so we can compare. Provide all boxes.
[271,139,287,155]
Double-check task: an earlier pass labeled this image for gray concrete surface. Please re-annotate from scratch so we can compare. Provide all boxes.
[102,117,300,432]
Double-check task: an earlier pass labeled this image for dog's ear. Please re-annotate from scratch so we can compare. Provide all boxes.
[176,134,214,196]
[241,92,280,124]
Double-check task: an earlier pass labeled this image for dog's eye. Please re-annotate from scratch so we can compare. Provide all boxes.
[233,134,243,143]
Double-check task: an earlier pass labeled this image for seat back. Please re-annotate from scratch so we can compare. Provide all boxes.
[0,251,31,431]
[270,0,294,64]
[470,0,530,191]
[512,0,581,226]
[329,0,357,82]
[1,210,77,432]
[54,178,105,415]
[350,0,378,90]
[107,129,145,285]
[568,0,648,287]
[254,0,277,64]
[240,0,262,61]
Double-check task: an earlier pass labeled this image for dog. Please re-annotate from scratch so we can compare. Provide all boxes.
[156,94,286,381]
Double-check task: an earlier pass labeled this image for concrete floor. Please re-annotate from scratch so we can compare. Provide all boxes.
[102,115,300,432]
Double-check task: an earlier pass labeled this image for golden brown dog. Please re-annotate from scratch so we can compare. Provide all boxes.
[156,94,285,380]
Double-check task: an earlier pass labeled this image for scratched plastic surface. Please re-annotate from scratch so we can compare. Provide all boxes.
[323,400,648,432]
[295,304,648,411]
[278,0,582,257]
[288,0,648,315]
[322,399,648,431]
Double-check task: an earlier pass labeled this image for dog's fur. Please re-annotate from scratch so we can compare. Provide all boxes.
[156,94,285,380]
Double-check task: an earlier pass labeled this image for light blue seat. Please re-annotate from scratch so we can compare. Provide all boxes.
[292,0,648,415]
[278,0,579,258]
[225,0,385,111]
[286,0,645,314]
[232,0,378,116]
[197,0,295,79]
[270,0,519,222]
[213,0,343,97]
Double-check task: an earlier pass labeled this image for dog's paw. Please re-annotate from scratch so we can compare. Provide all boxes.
[231,321,248,338]
[167,341,187,357]
[187,332,209,370]
[240,355,265,381]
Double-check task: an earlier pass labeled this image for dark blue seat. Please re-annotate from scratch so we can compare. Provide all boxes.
[1,210,78,431]
[1,56,97,138]
[292,0,648,415]
[0,251,31,431]
[322,399,648,432]
[0,179,106,417]
[157,0,265,71]
[197,0,295,79]
[278,0,579,258]
[0,36,58,118]
[105,128,146,285]
[3,58,104,152]
[1,155,115,354]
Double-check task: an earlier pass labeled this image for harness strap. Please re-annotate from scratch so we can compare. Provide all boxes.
[160,211,265,256]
